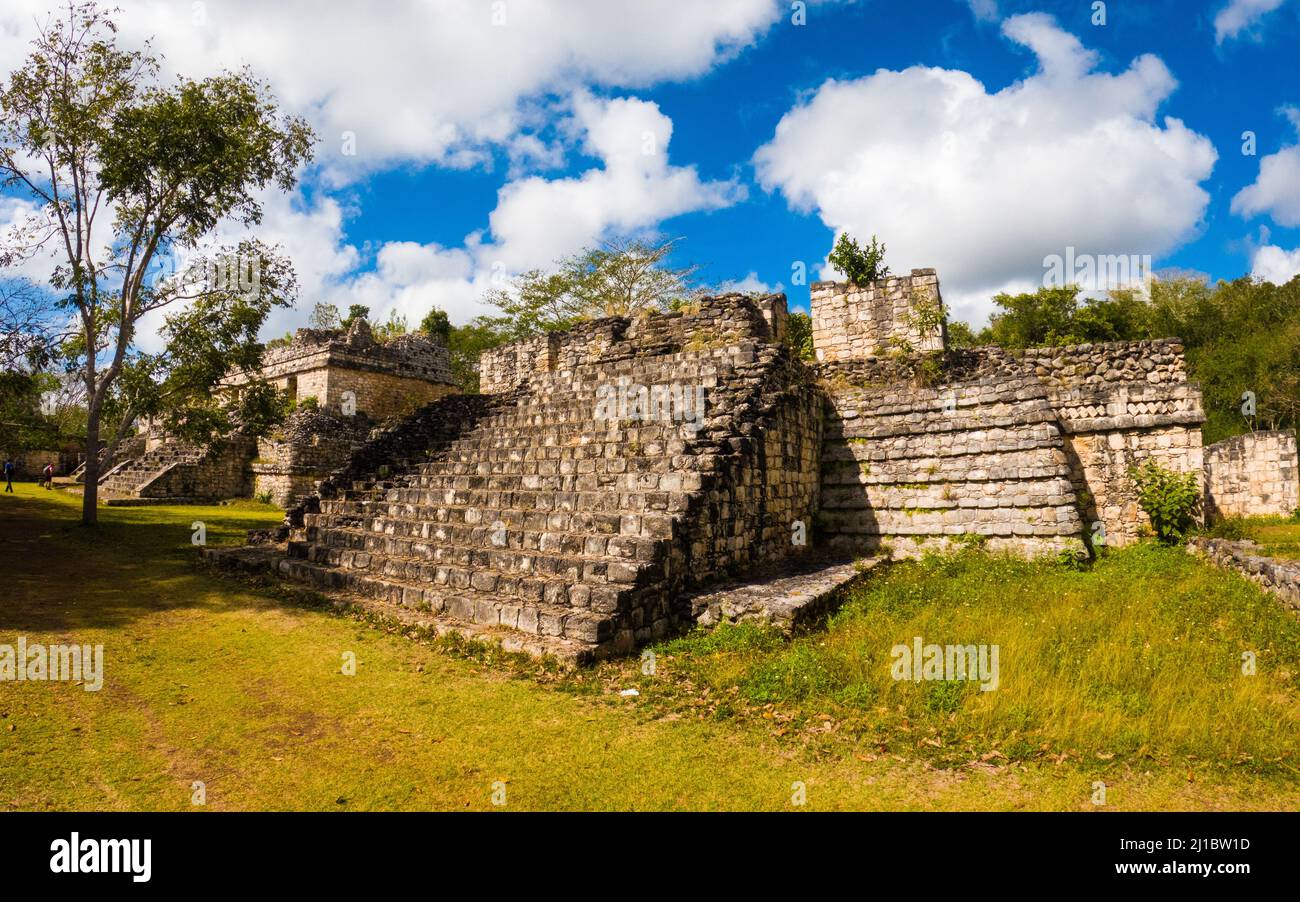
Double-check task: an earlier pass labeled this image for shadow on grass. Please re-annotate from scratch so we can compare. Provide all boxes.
[0,487,288,632]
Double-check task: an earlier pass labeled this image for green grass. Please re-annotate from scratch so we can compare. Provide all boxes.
[1202,514,1300,559]
[1,484,1298,811]
[613,547,1300,780]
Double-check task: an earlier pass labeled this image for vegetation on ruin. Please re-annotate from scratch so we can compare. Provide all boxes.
[959,275,1300,444]
[1130,460,1203,544]
[0,1,316,523]
[2,487,1296,811]
[828,232,890,285]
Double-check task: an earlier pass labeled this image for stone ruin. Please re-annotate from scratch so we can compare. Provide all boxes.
[207,270,1300,661]
[99,319,457,505]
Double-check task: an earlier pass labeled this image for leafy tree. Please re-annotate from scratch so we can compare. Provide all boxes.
[0,2,315,523]
[482,237,704,337]
[418,307,451,344]
[102,239,299,449]
[785,311,815,361]
[341,304,370,331]
[828,233,889,285]
[307,301,341,330]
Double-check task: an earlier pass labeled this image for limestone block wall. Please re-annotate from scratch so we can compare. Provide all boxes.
[676,352,824,582]
[812,339,1206,554]
[478,293,784,394]
[1189,537,1300,611]
[817,357,1084,559]
[227,320,457,419]
[142,435,257,500]
[810,269,945,363]
[1204,431,1300,520]
[252,411,377,507]
[1022,340,1205,545]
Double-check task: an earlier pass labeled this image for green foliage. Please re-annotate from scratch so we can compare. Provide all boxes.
[959,275,1300,445]
[653,543,1300,774]
[307,302,340,330]
[418,307,451,344]
[482,237,704,337]
[341,304,370,331]
[0,2,315,523]
[828,233,889,285]
[370,309,408,342]
[1130,460,1202,544]
[784,311,815,361]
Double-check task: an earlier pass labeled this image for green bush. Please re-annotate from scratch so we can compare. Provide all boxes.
[1130,460,1201,543]
[828,233,889,285]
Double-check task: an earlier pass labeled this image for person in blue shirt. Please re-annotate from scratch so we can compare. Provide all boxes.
[3,459,14,493]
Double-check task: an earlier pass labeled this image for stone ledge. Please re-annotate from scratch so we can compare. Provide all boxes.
[687,559,882,632]
[1187,537,1300,612]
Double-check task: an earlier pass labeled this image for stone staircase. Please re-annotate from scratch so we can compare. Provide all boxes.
[213,296,830,661]
[99,440,207,497]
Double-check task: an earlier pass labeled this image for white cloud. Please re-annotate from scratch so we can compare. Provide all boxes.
[1213,0,1288,44]
[1231,108,1300,227]
[485,92,744,271]
[717,272,783,294]
[753,12,1217,326]
[1250,243,1300,283]
[965,0,1000,23]
[270,94,744,331]
[0,0,788,180]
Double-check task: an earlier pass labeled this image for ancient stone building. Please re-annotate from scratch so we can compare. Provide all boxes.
[101,320,458,505]
[208,271,1297,660]
[1203,431,1299,520]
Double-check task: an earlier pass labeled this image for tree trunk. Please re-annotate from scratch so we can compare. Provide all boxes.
[81,405,100,526]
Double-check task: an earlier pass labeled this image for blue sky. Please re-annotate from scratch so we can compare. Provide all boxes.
[2,0,1299,341]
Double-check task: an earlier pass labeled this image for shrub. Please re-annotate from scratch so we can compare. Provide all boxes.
[828,233,889,285]
[1130,460,1201,543]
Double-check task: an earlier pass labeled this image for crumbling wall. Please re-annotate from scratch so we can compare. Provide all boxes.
[1204,431,1300,520]
[813,339,1206,553]
[809,269,945,363]
[141,435,257,500]
[816,355,1084,559]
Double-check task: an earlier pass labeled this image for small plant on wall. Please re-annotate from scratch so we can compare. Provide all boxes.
[828,233,890,285]
[1130,460,1202,544]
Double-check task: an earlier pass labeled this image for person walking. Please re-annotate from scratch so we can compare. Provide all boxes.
[42,461,54,489]
[3,458,13,493]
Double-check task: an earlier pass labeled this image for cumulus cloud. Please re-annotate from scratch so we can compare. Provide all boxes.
[753,12,1217,325]
[1231,108,1300,227]
[716,272,784,295]
[486,92,744,272]
[1213,0,1288,44]
[0,0,787,180]
[0,1,779,337]
[272,94,743,331]
[1250,244,1300,284]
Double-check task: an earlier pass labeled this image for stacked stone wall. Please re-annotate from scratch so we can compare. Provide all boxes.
[140,435,257,500]
[809,269,945,363]
[1204,431,1300,520]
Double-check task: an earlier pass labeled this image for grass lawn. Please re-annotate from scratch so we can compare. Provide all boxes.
[1,483,1297,811]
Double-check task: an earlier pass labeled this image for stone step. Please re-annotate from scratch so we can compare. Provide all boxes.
[319,487,695,516]
[304,514,665,566]
[309,506,676,540]
[275,555,623,645]
[294,537,651,599]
